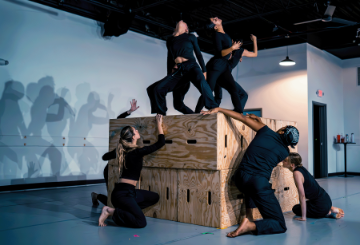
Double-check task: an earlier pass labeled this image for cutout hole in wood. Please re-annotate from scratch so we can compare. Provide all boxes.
[225,135,227,148]
[187,189,190,202]
[143,140,151,144]
[148,186,151,191]
[165,140,173,144]
[187,140,197,144]
[241,135,244,148]
[284,187,290,191]
[166,187,169,200]
[208,191,212,205]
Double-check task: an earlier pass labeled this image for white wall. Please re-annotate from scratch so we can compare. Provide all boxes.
[0,0,212,186]
[307,44,344,174]
[342,58,360,172]
[234,44,309,169]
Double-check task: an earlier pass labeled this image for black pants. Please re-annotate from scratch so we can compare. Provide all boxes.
[195,49,248,113]
[96,164,109,206]
[147,60,218,115]
[292,193,332,218]
[111,183,159,228]
[232,171,287,235]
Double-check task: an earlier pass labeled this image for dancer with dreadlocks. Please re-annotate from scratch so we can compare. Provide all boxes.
[201,108,299,237]
[98,114,165,228]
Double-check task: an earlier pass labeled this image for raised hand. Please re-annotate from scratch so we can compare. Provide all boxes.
[231,41,241,51]
[250,34,257,42]
[129,99,139,113]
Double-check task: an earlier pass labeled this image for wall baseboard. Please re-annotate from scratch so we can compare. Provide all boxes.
[0,179,105,193]
[328,172,360,177]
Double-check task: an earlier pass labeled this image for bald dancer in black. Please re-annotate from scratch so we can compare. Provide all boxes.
[147,20,218,115]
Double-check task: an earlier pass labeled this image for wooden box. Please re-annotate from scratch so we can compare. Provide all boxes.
[109,113,252,170]
[107,113,299,226]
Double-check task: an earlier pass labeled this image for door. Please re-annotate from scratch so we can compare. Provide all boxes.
[313,102,328,178]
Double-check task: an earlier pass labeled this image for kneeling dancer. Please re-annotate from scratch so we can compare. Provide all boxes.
[282,153,344,220]
[201,109,299,237]
[98,114,165,228]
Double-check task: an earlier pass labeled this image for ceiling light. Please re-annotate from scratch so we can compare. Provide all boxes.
[279,46,296,66]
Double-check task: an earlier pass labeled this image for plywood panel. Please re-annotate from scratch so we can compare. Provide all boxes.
[140,167,178,221]
[109,114,218,170]
[107,158,120,208]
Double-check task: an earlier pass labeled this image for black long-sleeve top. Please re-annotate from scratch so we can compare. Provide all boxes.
[213,32,244,60]
[121,134,165,180]
[166,33,207,75]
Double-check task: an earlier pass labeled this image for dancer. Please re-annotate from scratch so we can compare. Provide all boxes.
[201,109,299,237]
[147,20,218,115]
[282,153,344,220]
[91,99,139,206]
[98,114,165,228]
[195,16,258,113]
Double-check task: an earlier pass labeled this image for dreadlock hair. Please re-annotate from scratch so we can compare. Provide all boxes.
[288,152,303,168]
[115,126,140,182]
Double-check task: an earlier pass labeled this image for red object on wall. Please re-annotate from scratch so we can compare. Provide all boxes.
[316,90,324,97]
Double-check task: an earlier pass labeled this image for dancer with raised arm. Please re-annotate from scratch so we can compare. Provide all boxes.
[282,153,344,220]
[195,16,258,113]
[147,20,218,115]
[91,99,139,206]
[201,108,299,237]
[98,114,165,228]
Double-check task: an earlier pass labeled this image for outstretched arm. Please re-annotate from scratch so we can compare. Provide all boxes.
[242,34,258,58]
[201,108,265,132]
[294,171,306,221]
[117,99,139,119]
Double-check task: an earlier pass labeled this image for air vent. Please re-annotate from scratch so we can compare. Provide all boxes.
[358,67,360,86]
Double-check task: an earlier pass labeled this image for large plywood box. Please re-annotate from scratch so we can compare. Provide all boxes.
[109,113,252,170]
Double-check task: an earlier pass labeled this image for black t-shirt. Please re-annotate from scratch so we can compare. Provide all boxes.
[238,126,290,179]
[294,166,327,201]
[166,33,207,74]
[213,32,244,62]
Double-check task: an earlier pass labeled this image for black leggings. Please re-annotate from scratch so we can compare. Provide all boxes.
[292,193,332,218]
[233,171,287,235]
[195,49,248,113]
[147,60,218,115]
[111,183,159,228]
[96,164,109,206]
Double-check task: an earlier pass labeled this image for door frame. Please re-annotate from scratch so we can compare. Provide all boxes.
[312,101,328,178]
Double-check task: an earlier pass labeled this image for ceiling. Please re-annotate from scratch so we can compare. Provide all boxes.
[27,0,360,59]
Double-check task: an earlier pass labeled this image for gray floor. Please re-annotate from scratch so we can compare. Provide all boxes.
[0,177,359,245]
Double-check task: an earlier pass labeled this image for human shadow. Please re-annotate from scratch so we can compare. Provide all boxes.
[0,80,27,179]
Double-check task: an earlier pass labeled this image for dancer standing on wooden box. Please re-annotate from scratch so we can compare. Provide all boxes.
[282,153,344,220]
[201,108,299,237]
[195,16,258,113]
[147,20,218,115]
[91,99,139,207]
[98,114,165,228]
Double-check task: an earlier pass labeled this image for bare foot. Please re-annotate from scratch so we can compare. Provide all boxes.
[227,218,256,238]
[99,206,113,227]
[331,206,344,215]
[91,192,99,207]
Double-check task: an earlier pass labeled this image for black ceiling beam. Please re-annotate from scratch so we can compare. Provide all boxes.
[222,2,311,26]
[134,0,175,12]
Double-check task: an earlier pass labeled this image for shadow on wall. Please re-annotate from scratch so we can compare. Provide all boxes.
[0,77,114,185]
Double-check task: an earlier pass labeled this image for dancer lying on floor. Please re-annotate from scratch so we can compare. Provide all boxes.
[282,153,344,220]
[91,99,140,206]
[201,109,299,237]
[98,114,165,228]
